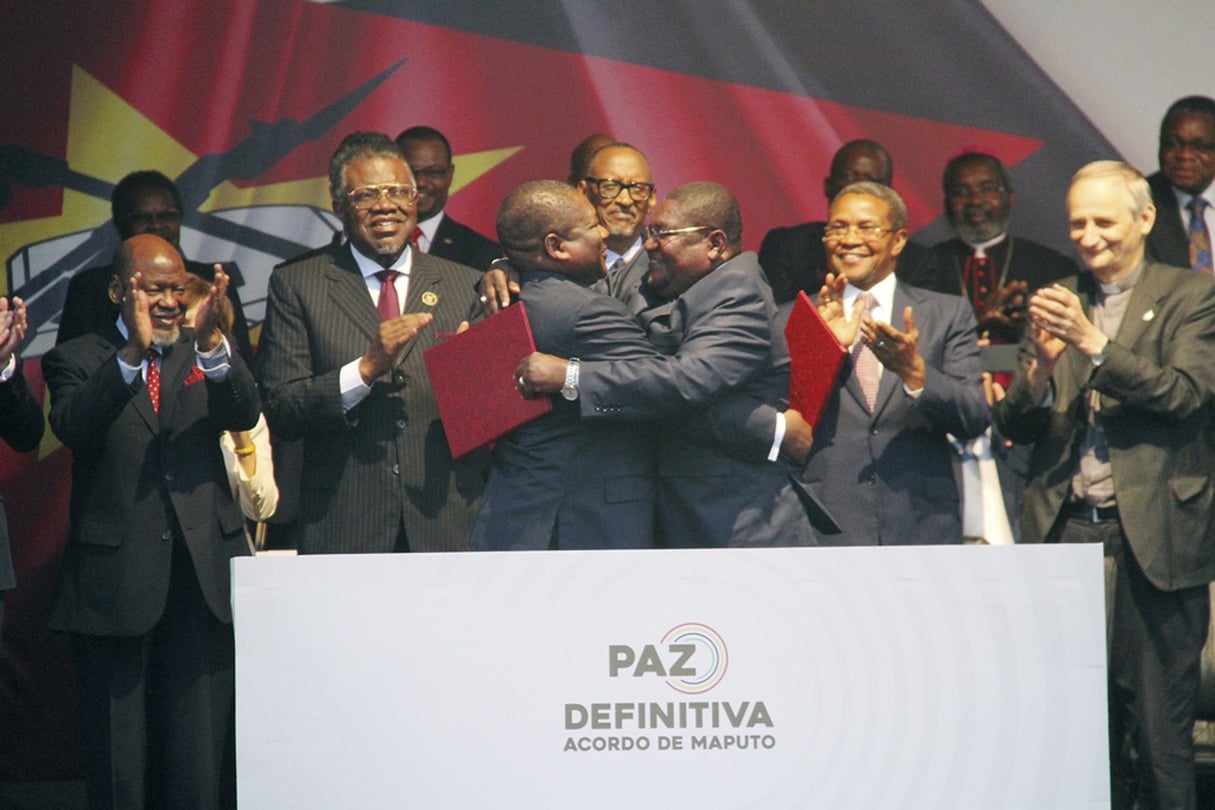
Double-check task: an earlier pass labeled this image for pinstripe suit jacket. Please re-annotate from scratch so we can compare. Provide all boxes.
[256,242,488,554]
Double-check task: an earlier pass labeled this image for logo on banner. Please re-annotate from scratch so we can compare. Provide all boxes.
[564,623,775,754]
[608,622,728,694]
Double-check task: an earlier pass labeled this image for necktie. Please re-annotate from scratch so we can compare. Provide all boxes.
[410,227,424,251]
[145,349,161,413]
[963,249,995,309]
[608,256,625,274]
[376,270,400,320]
[1188,198,1212,274]
[853,292,880,411]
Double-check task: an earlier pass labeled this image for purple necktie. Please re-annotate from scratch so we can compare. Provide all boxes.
[376,270,400,320]
[1189,197,1212,274]
[853,292,880,411]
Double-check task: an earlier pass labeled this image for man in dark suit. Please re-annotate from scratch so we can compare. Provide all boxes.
[900,151,1076,541]
[803,181,988,546]
[759,139,925,304]
[471,180,664,550]
[395,126,501,271]
[996,161,1215,809]
[516,182,829,548]
[1145,96,1215,272]
[0,296,45,628]
[43,234,260,810]
[56,170,254,359]
[257,132,486,554]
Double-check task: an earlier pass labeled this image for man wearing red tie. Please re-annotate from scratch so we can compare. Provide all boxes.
[257,132,486,555]
[43,234,260,810]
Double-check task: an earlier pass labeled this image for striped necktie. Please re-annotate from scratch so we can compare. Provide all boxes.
[1189,197,1212,274]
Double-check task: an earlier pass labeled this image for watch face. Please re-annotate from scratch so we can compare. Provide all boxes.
[561,385,577,401]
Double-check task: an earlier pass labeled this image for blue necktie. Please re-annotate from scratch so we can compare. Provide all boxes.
[1189,197,1212,274]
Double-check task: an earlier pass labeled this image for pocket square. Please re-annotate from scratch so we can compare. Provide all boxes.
[184,365,206,386]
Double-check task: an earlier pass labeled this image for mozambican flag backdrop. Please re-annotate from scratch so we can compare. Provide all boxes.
[0,0,1113,780]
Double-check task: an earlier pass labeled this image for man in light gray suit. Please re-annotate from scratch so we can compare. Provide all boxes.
[803,181,988,546]
[257,132,486,554]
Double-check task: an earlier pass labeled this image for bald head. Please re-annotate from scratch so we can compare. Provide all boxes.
[110,234,189,346]
[568,133,615,185]
[497,180,606,282]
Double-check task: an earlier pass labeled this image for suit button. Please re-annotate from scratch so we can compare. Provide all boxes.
[396,419,407,429]
[867,475,877,486]
[164,472,174,482]
[393,372,406,383]
[870,427,878,435]
[161,531,173,541]
[392,463,400,475]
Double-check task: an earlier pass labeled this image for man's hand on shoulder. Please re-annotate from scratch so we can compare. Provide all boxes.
[514,352,568,399]
[480,260,521,315]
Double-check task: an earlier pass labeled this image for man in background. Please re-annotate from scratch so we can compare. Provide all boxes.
[1146,96,1215,273]
[759,139,925,304]
[57,170,253,358]
[395,126,501,271]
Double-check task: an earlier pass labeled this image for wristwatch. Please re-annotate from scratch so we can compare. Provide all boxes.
[561,358,581,401]
[1089,339,1110,367]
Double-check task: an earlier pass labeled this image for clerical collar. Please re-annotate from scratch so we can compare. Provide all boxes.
[1098,261,1144,296]
[962,231,1008,259]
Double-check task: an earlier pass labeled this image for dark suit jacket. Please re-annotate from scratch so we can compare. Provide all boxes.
[57,259,255,359]
[42,329,260,635]
[759,220,926,305]
[256,243,487,554]
[900,235,1077,300]
[1145,172,1194,269]
[801,281,988,546]
[0,361,45,593]
[426,214,501,272]
[995,263,1215,591]
[469,271,660,550]
[578,252,827,547]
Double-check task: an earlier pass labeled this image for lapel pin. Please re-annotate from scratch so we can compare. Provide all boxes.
[421,291,438,307]
[1142,309,1155,322]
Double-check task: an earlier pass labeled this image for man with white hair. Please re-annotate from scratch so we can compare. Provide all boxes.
[996,160,1215,809]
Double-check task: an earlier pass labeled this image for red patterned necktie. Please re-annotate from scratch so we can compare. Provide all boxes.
[963,250,995,309]
[376,270,400,320]
[1189,198,1212,274]
[853,292,880,411]
[145,348,161,413]
[410,227,423,250]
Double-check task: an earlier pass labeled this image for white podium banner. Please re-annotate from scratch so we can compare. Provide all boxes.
[233,545,1109,809]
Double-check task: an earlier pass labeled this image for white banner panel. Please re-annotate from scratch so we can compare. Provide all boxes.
[233,545,1109,809]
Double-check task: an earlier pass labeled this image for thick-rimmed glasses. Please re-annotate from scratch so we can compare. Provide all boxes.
[346,184,418,210]
[583,177,655,201]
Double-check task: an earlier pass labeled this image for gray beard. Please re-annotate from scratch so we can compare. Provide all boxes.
[953,215,1009,245]
[151,326,181,347]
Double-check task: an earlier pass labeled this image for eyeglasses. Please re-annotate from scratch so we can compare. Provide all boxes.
[1160,137,1215,157]
[641,225,712,244]
[946,182,1007,200]
[410,166,452,182]
[127,209,182,228]
[583,177,655,201]
[346,184,418,209]
[822,223,897,241]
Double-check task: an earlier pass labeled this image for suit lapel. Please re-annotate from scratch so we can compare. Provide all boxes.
[869,283,910,417]
[324,244,381,344]
[1112,263,1166,352]
[400,252,448,365]
[155,336,197,428]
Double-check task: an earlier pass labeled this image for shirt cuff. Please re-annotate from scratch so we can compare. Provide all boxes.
[0,355,14,383]
[340,359,373,412]
[903,383,924,399]
[197,334,232,381]
[767,411,786,462]
[117,352,142,384]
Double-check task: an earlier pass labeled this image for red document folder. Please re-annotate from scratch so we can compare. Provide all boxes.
[784,290,848,428]
[423,302,552,458]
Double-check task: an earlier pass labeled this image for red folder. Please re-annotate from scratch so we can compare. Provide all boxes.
[784,290,848,428]
[423,302,552,458]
